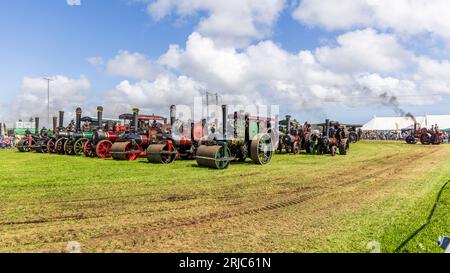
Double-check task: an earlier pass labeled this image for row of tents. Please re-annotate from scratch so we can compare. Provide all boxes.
[362,115,450,132]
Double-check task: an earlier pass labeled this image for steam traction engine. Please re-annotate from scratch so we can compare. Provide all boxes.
[277,115,303,154]
[63,107,95,156]
[82,107,122,158]
[405,123,443,145]
[110,108,167,161]
[316,119,350,156]
[195,105,276,169]
[17,117,41,153]
[147,105,206,164]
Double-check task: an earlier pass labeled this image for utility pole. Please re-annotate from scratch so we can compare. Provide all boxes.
[43,77,54,129]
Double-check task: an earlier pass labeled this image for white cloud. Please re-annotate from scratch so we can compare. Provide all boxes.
[147,0,285,47]
[106,50,164,80]
[294,0,450,39]
[67,0,81,6]
[104,73,204,116]
[159,32,352,110]
[87,56,104,66]
[315,28,412,74]
[11,75,90,125]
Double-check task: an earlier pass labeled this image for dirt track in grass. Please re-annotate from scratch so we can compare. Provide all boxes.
[1,141,450,252]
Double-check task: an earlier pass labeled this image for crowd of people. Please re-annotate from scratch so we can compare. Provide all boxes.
[361,129,450,143]
[0,135,17,148]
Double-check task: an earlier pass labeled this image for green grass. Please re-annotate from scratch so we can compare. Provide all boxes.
[0,141,449,253]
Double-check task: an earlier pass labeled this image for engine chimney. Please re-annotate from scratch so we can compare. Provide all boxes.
[76,107,82,132]
[58,111,64,129]
[35,117,40,136]
[133,108,140,133]
[97,106,103,129]
[222,105,227,140]
[52,116,57,133]
[325,119,330,137]
[190,122,195,141]
[286,115,291,134]
[170,105,176,126]
[233,112,238,138]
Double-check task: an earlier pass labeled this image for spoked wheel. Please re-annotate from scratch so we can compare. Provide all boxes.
[147,143,177,164]
[74,138,88,156]
[64,140,76,155]
[47,138,56,153]
[96,140,113,159]
[111,142,142,161]
[420,134,431,145]
[250,133,273,165]
[55,138,68,154]
[293,141,301,155]
[196,145,231,169]
[83,141,97,158]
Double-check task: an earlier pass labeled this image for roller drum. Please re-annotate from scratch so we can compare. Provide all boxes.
[111,142,141,161]
[147,144,177,164]
[196,145,231,169]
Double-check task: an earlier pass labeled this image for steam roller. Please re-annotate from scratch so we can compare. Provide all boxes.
[110,142,142,161]
[147,143,177,164]
[195,145,232,170]
[195,104,276,170]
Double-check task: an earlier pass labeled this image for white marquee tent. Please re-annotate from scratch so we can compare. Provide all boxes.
[362,115,450,131]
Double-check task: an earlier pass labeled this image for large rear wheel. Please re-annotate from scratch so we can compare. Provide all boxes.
[64,140,75,155]
[83,141,97,158]
[74,138,88,156]
[55,138,68,154]
[250,133,273,165]
[47,138,56,153]
[96,140,113,159]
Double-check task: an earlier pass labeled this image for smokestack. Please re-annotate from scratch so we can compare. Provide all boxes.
[97,106,103,129]
[35,117,39,136]
[170,105,176,126]
[222,105,227,140]
[190,122,195,141]
[76,107,82,132]
[58,111,64,129]
[325,119,330,137]
[245,114,250,141]
[233,112,238,138]
[286,115,291,133]
[52,116,57,133]
[133,108,140,132]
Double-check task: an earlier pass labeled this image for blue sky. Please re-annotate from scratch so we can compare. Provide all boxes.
[2,0,450,126]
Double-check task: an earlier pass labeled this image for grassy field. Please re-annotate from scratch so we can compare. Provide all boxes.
[0,141,449,253]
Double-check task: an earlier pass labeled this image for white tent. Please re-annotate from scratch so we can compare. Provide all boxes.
[423,115,450,129]
[361,115,446,131]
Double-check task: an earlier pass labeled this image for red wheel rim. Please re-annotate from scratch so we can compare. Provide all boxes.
[96,141,113,159]
[83,141,96,158]
[125,143,141,161]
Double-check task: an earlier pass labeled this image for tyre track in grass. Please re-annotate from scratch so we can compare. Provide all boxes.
[0,145,443,250]
[0,145,424,224]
